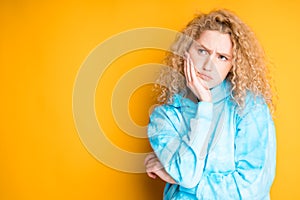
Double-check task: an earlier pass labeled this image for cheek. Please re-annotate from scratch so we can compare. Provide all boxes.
[190,55,208,70]
[218,65,232,78]
[195,58,207,69]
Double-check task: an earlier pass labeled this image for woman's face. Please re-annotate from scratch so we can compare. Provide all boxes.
[188,30,233,89]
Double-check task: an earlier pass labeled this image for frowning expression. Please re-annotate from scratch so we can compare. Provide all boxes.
[188,30,233,89]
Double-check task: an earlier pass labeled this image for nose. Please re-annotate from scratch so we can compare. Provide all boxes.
[202,55,213,71]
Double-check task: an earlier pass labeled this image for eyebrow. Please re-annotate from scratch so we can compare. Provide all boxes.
[195,43,232,59]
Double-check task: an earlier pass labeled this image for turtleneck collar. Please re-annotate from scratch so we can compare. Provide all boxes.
[171,80,232,108]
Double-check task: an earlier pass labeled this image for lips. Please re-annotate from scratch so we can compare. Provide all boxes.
[198,72,212,81]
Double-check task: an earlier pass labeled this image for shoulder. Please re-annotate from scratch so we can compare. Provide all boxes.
[245,92,266,108]
[147,102,183,138]
[150,93,188,120]
[236,92,271,122]
[150,104,180,122]
[149,94,193,130]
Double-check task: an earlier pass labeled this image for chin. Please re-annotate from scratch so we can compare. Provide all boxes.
[207,80,222,89]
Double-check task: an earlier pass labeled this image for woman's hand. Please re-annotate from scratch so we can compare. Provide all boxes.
[184,52,212,102]
[144,152,177,184]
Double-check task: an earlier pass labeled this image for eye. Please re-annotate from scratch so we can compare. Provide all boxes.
[198,49,208,55]
[219,55,228,61]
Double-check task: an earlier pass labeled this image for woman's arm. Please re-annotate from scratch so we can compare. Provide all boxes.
[144,152,176,184]
[146,54,215,187]
[147,101,213,188]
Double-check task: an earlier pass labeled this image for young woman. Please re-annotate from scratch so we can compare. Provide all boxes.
[144,9,276,199]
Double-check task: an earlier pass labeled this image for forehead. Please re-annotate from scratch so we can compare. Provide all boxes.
[195,30,233,54]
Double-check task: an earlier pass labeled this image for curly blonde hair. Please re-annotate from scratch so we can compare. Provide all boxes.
[156,9,274,111]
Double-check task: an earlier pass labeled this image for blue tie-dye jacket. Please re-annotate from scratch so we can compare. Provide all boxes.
[148,80,276,200]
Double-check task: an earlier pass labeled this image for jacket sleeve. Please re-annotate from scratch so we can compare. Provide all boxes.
[197,100,276,199]
[148,102,213,188]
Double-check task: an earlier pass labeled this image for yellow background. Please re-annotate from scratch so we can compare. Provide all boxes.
[1,0,299,199]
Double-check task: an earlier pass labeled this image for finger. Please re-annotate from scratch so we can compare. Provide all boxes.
[190,58,197,82]
[144,152,156,165]
[146,158,163,170]
[147,172,157,179]
[153,168,172,182]
[145,158,164,173]
[146,164,162,179]
[185,58,190,82]
[186,54,192,82]
[149,166,177,184]
[184,59,188,82]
